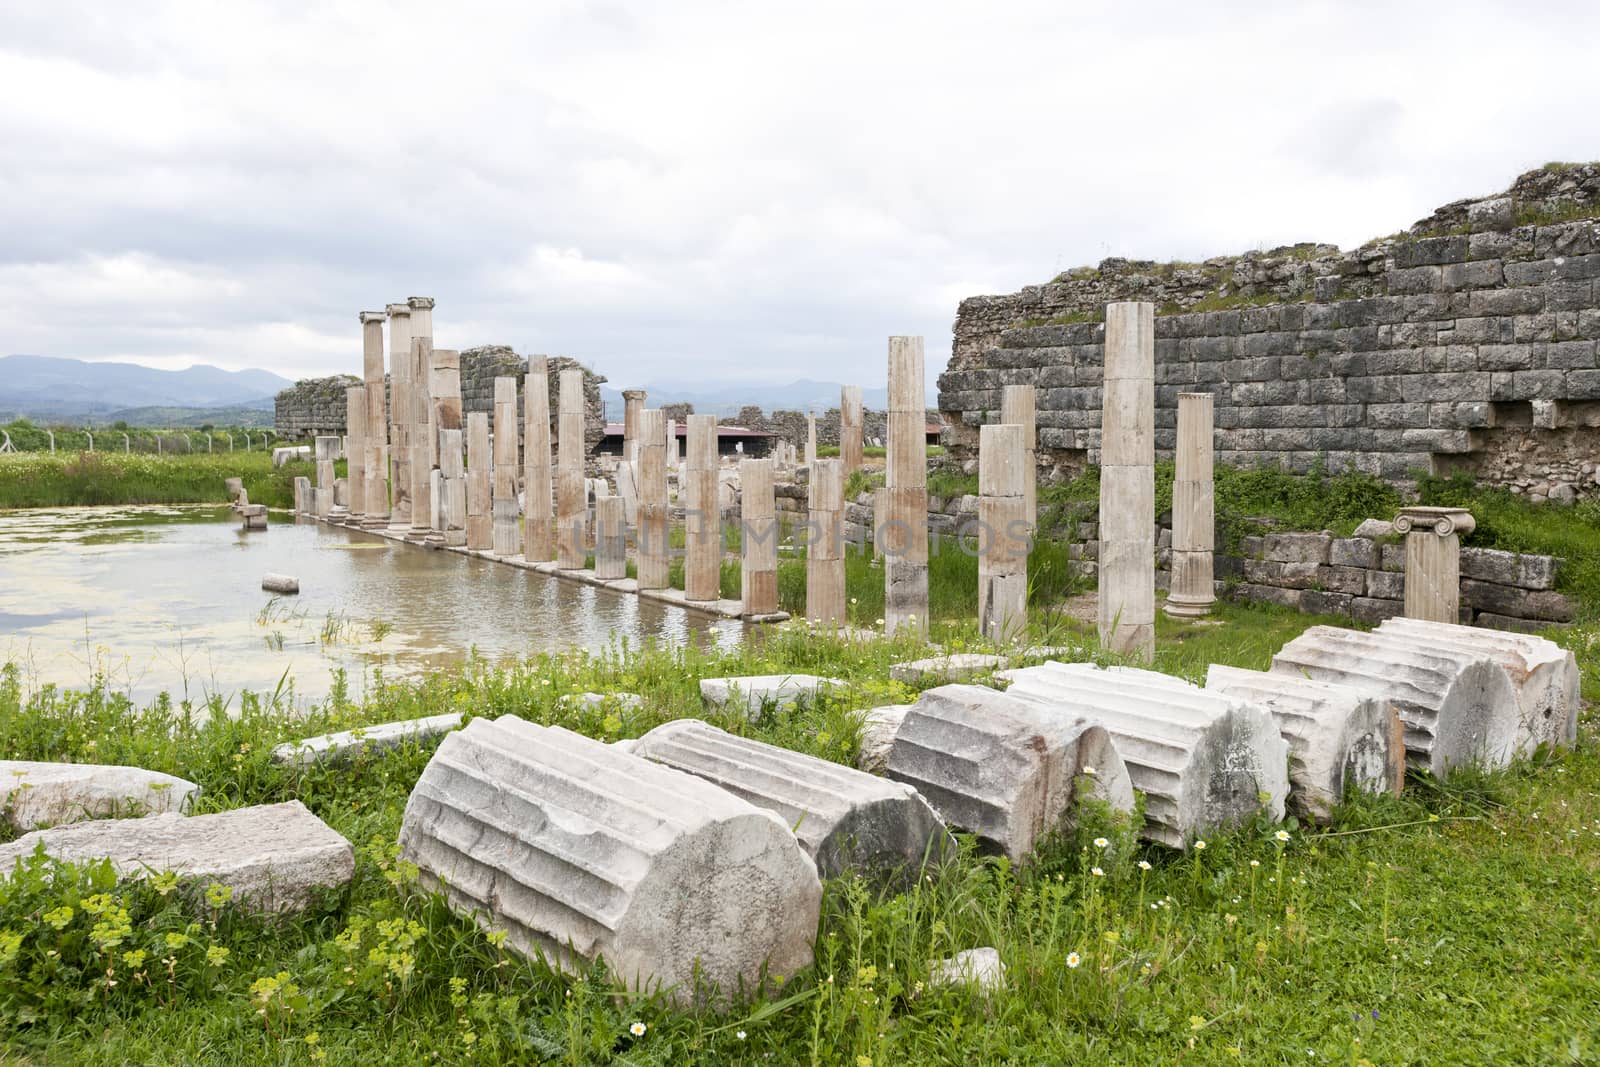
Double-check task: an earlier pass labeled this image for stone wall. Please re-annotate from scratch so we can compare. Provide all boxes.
[939,164,1600,499]
[274,375,360,440]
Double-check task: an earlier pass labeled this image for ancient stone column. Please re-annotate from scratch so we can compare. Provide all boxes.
[978,423,1028,644]
[1002,663,1289,849]
[684,415,721,603]
[884,336,928,638]
[1165,391,1216,619]
[666,418,681,478]
[556,369,588,569]
[740,457,779,617]
[636,408,670,590]
[345,386,367,524]
[622,389,646,465]
[522,359,554,562]
[406,298,436,537]
[885,684,1133,864]
[359,310,389,525]
[1205,665,1403,823]
[398,717,820,1006]
[1271,625,1521,775]
[633,719,951,879]
[805,413,817,467]
[492,376,522,557]
[1394,506,1474,623]
[840,385,864,475]
[427,349,461,542]
[595,496,626,580]
[466,412,492,552]
[806,457,846,625]
[314,436,339,519]
[1000,384,1036,530]
[385,303,413,530]
[1375,617,1579,755]
[439,427,467,547]
[1098,301,1156,662]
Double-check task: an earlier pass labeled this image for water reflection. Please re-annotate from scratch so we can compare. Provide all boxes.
[0,505,744,705]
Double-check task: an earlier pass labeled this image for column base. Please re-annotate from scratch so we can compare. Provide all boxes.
[1163,593,1217,620]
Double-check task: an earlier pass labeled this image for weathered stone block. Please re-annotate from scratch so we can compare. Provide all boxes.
[0,801,353,913]
[856,705,912,774]
[889,654,1008,685]
[699,674,844,719]
[0,761,197,831]
[1329,537,1379,569]
[271,713,463,767]
[1262,532,1331,564]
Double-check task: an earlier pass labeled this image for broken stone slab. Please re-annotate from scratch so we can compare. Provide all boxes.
[1374,617,1579,755]
[261,573,300,595]
[1000,663,1289,849]
[0,800,353,913]
[270,712,464,767]
[856,705,912,774]
[0,760,199,831]
[240,504,268,530]
[1272,625,1521,775]
[1204,665,1404,823]
[399,716,820,1005]
[559,691,644,713]
[631,719,952,879]
[886,684,1135,864]
[931,946,1005,992]
[1351,518,1395,540]
[699,674,844,720]
[889,653,1008,686]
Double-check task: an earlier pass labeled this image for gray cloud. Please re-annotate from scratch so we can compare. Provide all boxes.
[2,0,1598,387]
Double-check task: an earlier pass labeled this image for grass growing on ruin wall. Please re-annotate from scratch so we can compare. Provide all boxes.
[0,606,1596,1064]
[0,452,310,510]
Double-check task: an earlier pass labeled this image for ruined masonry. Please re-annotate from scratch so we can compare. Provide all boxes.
[1271,625,1521,775]
[1000,663,1290,849]
[631,719,951,879]
[399,717,821,1005]
[1373,617,1579,754]
[1204,665,1404,823]
[885,684,1134,864]
[940,165,1600,498]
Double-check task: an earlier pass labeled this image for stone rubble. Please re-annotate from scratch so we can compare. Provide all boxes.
[270,712,465,767]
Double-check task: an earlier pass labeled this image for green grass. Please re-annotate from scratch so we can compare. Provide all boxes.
[0,417,273,453]
[0,603,1595,1064]
[0,451,310,510]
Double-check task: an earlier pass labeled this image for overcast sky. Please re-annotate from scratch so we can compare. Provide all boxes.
[2,1,1596,389]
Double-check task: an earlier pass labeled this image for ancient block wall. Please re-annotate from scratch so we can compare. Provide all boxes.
[939,164,1600,500]
[273,375,360,440]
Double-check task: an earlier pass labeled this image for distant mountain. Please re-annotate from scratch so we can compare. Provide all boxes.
[598,378,936,420]
[0,354,292,423]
